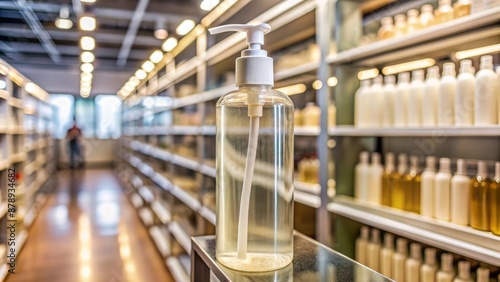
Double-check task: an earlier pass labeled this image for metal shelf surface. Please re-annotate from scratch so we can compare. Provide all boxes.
[328,196,500,266]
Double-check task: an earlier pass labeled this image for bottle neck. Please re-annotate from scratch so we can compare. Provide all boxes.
[239,85,273,92]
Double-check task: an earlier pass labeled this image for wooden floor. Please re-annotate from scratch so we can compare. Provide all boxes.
[7,169,174,282]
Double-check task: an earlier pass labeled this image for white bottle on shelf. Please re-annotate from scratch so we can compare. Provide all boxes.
[434,158,452,221]
[421,248,438,282]
[367,228,381,271]
[369,152,384,204]
[421,156,437,218]
[439,62,457,126]
[455,60,475,126]
[380,233,394,278]
[474,55,498,125]
[423,66,440,127]
[355,151,370,201]
[476,267,490,282]
[405,243,422,282]
[303,102,321,127]
[368,75,383,128]
[451,159,470,226]
[355,226,369,264]
[408,69,425,127]
[382,75,396,127]
[453,261,472,282]
[355,80,371,128]
[436,253,455,282]
[394,72,410,127]
[392,238,408,282]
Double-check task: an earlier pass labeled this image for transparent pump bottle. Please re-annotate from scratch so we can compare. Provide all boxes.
[210,24,294,272]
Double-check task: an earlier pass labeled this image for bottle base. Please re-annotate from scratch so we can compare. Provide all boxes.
[217,252,292,272]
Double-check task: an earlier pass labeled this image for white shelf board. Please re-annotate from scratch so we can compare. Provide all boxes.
[149,226,171,257]
[294,181,321,195]
[173,94,201,109]
[201,85,236,102]
[200,125,216,135]
[295,126,320,136]
[328,125,500,137]
[166,256,190,282]
[327,7,500,65]
[294,190,321,208]
[138,186,155,203]
[171,184,201,212]
[0,264,7,282]
[328,195,500,266]
[10,152,26,163]
[199,164,216,178]
[172,154,199,172]
[130,193,144,208]
[153,172,173,191]
[0,90,9,100]
[15,230,29,255]
[138,207,154,227]
[168,221,192,254]
[199,206,216,225]
[151,201,171,224]
[275,61,319,81]
[172,126,200,135]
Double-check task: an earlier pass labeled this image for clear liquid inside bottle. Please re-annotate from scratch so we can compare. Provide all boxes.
[216,86,294,272]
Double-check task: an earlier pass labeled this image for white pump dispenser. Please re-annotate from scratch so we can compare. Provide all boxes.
[210,24,273,88]
[212,23,294,272]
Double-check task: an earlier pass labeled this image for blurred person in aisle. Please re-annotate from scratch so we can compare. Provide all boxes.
[66,118,83,168]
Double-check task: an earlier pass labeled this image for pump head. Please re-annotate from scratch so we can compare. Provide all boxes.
[209,23,274,86]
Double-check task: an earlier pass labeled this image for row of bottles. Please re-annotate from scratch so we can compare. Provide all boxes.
[377,0,471,41]
[296,154,320,184]
[355,56,500,128]
[355,226,498,282]
[355,151,500,236]
[293,102,337,128]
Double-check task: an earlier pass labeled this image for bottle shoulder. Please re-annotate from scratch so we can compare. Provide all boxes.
[217,88,293,107]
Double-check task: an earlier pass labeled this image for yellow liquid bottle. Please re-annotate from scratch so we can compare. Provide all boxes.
[378,17,395,41]
[391,154,408,210]
[382,153,395,206]
[453,0,471,19]
[470,161,490,231]
[419,4,436,29]
[413,174,422,214]
[404,156,421,213]
[394,14,407,37]
[490,162,500,235]
[406,9,420,34]
[435,0,455,25]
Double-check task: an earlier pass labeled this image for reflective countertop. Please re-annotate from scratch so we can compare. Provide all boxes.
[191,232,393,281]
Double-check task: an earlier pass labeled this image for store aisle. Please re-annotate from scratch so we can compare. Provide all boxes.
[7,169,174,282]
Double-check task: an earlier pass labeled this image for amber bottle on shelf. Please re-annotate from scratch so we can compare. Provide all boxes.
[382,153,395,206]
[489,162,500,235]
[378,17,395,40]
[435,0,455,24]
[453,0,471,18]
[470,161,490,231]
[391,154,408,210]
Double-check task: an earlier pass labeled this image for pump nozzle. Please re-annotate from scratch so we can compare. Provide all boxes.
[209,23,274,86]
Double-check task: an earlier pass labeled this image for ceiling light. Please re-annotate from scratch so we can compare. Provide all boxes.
[55,6,73,29]
[141,61,155,73]
[454,44,500,60]
[312,80,323,90]
[80,36,95,50]
[81,80,92,87]
[327,77,338,87]
[357,68,379,80]
[80,16,96,31]
[149,50,163,63]
[200,0,220,11]
[81,72,92,81]
[129,76,140,86]
[81,63,94,73]
[124,84,135,92]
[176,19,195,36]
[81,0,96,3]
[201,0,239,27]
[276,83,307,96]
[154,21,168,40]
[80,51,95,63]
[25,82,36,94]
[135,69,147,80]
[162,37,178,52]
[382,58,435,75]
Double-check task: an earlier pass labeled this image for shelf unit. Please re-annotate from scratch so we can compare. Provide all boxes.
[115,0,500,279]
[0,59,56,281]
